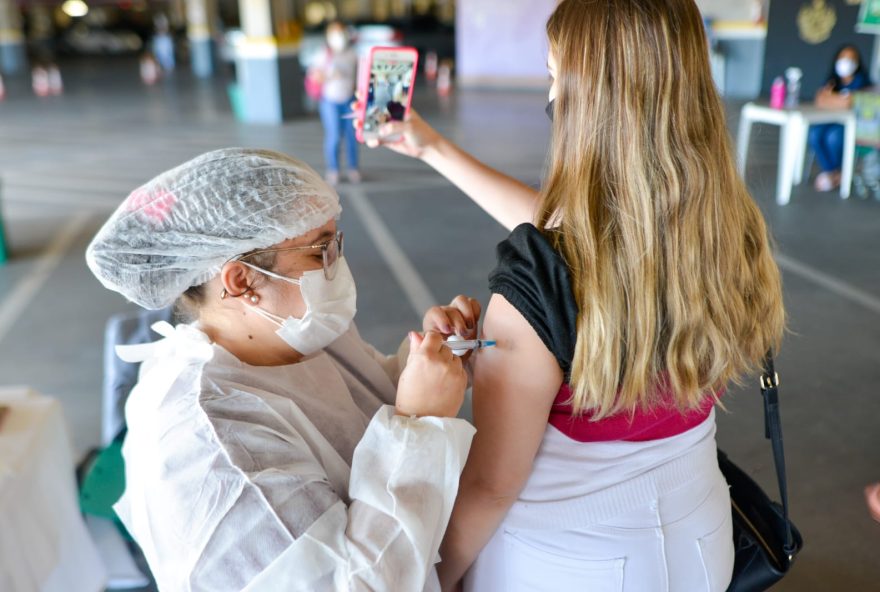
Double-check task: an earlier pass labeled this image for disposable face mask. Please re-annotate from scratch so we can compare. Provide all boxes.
[328,32,347,52]
[836,58,857,79]
[242,257,357,355]
[545,98,555,122]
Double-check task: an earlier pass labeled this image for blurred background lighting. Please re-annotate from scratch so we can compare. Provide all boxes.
[62,0,89,18]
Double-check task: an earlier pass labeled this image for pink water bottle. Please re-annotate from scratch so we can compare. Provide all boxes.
[770,76,786,109]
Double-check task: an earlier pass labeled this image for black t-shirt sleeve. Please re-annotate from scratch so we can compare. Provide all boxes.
[487,223,579,379]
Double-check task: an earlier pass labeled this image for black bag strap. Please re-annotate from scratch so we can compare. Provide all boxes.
[759,351,797,560]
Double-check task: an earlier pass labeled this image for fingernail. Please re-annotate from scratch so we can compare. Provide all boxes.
[443,324,453,334]
[466,322,475,330]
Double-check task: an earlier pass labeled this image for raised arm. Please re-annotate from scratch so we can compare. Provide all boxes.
[422,133,540,231]
[436,293,563,590]
[365,109,540,230]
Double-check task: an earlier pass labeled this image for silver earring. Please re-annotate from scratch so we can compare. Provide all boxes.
[250,294,259,303]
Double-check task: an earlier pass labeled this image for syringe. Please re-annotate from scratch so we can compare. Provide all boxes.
[441,338,496,355]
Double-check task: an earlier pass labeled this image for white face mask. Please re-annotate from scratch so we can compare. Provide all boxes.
[836,58,858,79]
[241,257,357,355]
[328,32,347,52]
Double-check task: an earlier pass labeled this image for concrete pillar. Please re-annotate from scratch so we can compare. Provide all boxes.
[235,0,305,123]
[187,0,217,78]
[0,0,25,75]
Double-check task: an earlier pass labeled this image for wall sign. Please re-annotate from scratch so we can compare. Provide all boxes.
[798,0,838,44]
[857,0,880,31]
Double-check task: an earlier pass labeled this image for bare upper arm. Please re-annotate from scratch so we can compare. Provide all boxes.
[464,293,564,498]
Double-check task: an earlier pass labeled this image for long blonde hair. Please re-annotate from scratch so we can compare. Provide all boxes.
[541,0,785,418]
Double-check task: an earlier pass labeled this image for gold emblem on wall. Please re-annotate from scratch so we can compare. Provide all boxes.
[798,0,837,44]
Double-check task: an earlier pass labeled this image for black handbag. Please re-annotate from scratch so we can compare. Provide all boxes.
[719,354,803,592]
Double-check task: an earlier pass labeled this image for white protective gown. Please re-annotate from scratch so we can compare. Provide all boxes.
[113,321,475,592]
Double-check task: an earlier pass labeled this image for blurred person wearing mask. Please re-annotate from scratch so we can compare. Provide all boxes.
[308,22,361,186]
[86,148,479,591]
[360,0,785,589]
[810,44,870,192]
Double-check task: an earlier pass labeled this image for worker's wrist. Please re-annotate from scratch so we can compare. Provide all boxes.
[393,406,421,418]
[420,135,452,167]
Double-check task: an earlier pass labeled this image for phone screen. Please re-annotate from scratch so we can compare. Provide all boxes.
[360,48,417,141]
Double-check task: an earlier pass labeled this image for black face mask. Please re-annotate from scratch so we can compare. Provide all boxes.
[545,99,555,122]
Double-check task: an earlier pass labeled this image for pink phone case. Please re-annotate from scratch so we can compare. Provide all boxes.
[356,46,419,143]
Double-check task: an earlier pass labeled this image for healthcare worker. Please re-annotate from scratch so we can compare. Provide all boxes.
[85,148,478,591]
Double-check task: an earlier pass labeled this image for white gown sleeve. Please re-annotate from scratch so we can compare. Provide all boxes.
[368,337,410,385]
[344,323,411,387]
[243,406,474,592]
[116,324,472,591]
[118,386,473,592]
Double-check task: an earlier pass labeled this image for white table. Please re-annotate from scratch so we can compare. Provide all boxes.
[737,102,856,205]
[0,388,106,592]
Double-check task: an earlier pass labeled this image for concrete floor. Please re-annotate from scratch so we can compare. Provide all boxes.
[0,58,877,591]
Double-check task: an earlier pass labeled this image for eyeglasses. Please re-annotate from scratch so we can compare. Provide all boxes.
[235,231,344,281]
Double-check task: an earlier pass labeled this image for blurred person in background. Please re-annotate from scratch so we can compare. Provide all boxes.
[307,21,361,186]
[810,44,870,192]
[152,13,175,72]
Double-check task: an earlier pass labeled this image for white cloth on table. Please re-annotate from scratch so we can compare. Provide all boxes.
[113,321,475,592]
[0,389,106,592]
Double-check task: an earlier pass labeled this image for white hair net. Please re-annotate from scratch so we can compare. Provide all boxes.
[86,148,341,310]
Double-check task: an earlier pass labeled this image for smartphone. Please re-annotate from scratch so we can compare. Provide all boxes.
[356,46,419,143]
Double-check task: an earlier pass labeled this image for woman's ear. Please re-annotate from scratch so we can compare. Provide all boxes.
[220,262,255,299]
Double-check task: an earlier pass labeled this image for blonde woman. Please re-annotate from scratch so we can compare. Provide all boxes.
[364,0,785,590]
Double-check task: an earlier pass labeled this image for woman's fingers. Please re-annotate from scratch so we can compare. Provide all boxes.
[379,121,407,138]
[412,330,452,362]
[408,330,424,351]
[423,307,454,334]
[444,295,480,337]
[423,305,475,337]
[420,330,456,362]
[444,308,469,337]
[397,330,464,418]
[449,295,480,331]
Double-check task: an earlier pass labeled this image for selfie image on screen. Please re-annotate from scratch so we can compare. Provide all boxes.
[363,57,415,137]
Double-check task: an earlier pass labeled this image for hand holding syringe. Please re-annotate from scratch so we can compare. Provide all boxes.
[421,296,489,358]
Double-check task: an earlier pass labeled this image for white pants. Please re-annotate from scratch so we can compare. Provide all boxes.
[464,454,733,592]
